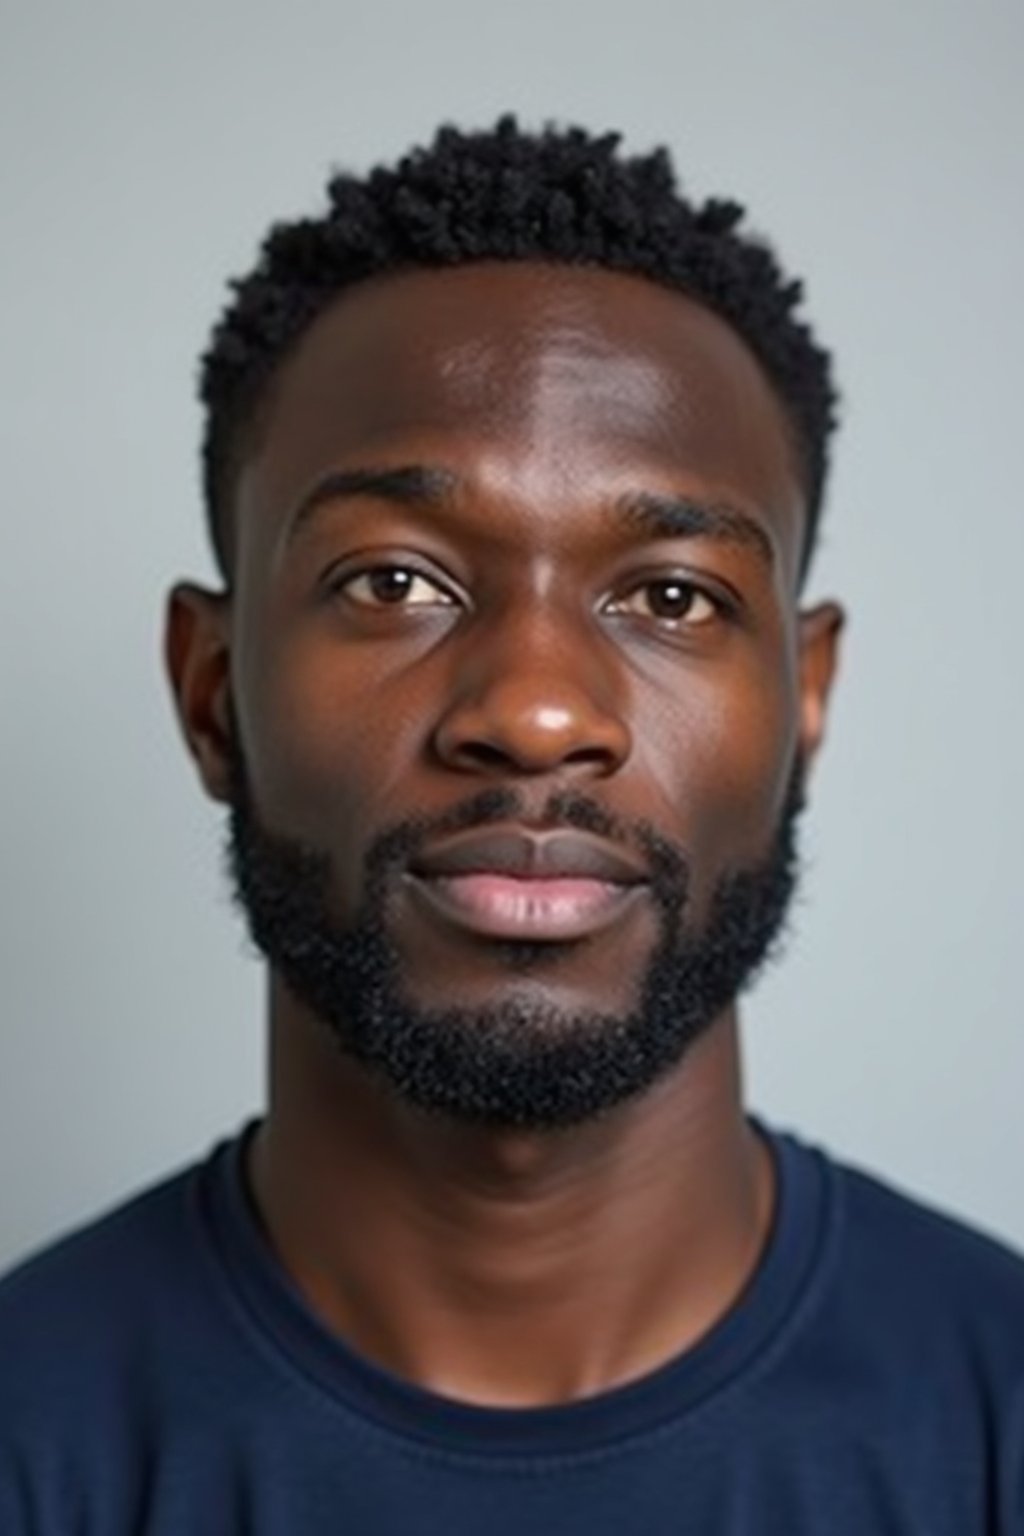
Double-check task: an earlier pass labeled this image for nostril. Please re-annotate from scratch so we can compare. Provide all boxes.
[436,732,627,779]
[447,739,617,773]
[564,744,620,767]
[456,741,517,770]
[431,675,632,778]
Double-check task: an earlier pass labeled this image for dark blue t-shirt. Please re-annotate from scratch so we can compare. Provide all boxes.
[1,1124,1022,1533]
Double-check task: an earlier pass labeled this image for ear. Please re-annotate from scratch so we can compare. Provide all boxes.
[165,582,234,803]
[796,600,845,776]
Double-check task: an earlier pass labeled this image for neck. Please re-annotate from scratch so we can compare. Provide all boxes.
[249,982,774,1408]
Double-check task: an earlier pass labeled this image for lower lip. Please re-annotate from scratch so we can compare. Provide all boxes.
[406,873,646,941]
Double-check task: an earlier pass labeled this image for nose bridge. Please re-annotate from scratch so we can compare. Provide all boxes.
[432,590,631,776]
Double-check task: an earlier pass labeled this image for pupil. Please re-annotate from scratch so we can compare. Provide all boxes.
[370,568,412,603]
[650,582,692,618]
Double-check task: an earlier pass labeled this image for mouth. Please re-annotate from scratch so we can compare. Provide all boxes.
[405,826,650,943]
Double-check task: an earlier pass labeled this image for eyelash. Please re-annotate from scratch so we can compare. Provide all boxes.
[325,561,732,631]
[335,566,458,610]
[603,579,720,627]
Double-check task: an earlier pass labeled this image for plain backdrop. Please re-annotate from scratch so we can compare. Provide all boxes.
[2,0,1022,1272]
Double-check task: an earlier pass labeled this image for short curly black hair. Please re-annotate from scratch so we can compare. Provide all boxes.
[201,116,837,583]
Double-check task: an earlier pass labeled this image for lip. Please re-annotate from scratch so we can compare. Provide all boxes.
[408,827,649,885]
[406,826,650,942]
[406,872,647,942]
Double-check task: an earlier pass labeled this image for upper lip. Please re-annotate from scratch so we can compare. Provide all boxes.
[408,827,649,885]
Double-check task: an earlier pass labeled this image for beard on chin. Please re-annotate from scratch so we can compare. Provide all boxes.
[225,745,805,1132]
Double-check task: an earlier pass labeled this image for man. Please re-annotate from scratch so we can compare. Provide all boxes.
[1,118,1022,1532]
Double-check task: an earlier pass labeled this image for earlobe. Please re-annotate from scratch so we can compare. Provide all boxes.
[797,600,845,772]
[165,582,234,803]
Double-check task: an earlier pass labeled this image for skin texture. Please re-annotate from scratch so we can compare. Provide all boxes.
[167,262,843,1408]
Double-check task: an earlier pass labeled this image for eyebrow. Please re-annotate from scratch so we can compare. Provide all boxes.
[614,491,775,568]
[288,466,458,540]
[287,465,775,568]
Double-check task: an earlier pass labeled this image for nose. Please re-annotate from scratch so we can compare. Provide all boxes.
[431,614,632,779]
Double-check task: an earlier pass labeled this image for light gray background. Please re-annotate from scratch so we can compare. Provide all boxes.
[2,0,1021,1272]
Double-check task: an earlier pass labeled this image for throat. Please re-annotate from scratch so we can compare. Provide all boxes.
[250,1010,774,1408]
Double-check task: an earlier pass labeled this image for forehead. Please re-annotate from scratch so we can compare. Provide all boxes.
[236,262,806,578]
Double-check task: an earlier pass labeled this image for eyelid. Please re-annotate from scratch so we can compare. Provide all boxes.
[348,571,456,607]
[321,553,466,609]
[601,570,738,623]
[608,584,715,624]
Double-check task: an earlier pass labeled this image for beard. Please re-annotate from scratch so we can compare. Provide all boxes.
[226,745,804,1132]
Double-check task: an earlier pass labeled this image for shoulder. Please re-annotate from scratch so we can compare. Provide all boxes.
[835,1150,1024,1294]
[804,1135,1024,1385]
[0,1141,258,1529]
[0,1151,216,1422]
[1,1158,197,1306]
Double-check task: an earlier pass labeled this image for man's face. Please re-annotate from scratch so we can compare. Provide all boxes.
[170,262,841,1127]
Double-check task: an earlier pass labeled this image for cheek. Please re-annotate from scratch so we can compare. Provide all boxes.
[633,651,800,867]
[231,617,431,863]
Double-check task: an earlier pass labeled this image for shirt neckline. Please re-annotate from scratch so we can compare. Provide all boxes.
[199,1118,833,1460]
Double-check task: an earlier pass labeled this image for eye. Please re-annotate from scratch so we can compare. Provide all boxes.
[606,578,719,627]
[335,564,457,609]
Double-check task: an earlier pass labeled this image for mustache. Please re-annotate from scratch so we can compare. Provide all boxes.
[226,788,692,959]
